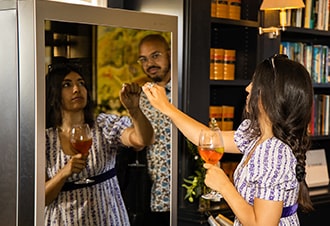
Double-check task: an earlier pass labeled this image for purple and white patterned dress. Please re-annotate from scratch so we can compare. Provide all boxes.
[233,119,300,225]
[45,113,131,226]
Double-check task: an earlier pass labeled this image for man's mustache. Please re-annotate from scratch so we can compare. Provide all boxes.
[147,66,160,73]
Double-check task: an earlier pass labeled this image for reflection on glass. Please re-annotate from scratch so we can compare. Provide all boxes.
[45,20,172,225]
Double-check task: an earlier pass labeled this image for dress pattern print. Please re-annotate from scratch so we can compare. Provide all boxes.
[232,119,300,226]
[45,113,131,226]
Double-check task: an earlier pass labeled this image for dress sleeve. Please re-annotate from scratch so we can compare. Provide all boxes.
[234,119,254,154]
[96,113,132,146]
[247,139,297,201]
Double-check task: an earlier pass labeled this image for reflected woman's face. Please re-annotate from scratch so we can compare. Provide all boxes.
[61,71,88,112]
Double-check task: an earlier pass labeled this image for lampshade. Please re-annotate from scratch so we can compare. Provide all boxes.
[260,0,305,10]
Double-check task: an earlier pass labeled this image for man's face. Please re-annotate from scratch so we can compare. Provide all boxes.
[138,40,171,84]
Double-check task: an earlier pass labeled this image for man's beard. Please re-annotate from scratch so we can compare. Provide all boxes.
[146,65,170,83]
[149,76,163,83]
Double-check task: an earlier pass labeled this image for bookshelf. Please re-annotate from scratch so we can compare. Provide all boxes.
[277,9,330,226]
[179,0,330,225]
[178,0,261,225]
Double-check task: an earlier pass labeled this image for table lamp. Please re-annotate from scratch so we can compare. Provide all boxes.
[259,0,305,38]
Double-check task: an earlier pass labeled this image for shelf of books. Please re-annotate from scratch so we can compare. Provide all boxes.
[310,94,330,136]
[207,0,258,191]
[279,2,330,142]
[209,0,258,82]
[280,42,330,84]
[209,105,235,130]
[207,0,259,133]
[286,0,329,31]
[180,0,330,224]
[279,42,330,213]
[211,0,241,21]
[210,48,236,80]
[281,4,330,219]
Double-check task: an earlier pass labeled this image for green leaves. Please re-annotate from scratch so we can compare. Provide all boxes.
[182,176,198,202]
[182,139,206,203]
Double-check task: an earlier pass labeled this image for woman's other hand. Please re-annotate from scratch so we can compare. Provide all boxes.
[62,153,88,177]
[204,163,231,194]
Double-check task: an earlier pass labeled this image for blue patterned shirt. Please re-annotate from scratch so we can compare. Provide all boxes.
[140,83,172,212]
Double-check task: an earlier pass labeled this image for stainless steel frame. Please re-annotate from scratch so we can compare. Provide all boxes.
[0,4,19,226]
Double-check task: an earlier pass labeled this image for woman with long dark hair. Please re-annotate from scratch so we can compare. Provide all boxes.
[142,54,314,225]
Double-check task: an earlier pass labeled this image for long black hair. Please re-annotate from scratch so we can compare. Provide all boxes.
[46,59,95,129]
[244,54,314,212]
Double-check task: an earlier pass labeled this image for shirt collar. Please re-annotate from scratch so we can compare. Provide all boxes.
[165,82,171,94]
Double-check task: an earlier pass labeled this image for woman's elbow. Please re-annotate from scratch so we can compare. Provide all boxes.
[140,134,155,147]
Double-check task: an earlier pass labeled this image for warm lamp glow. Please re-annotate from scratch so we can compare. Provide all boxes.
[260,0,305,10]
[259,0,305,38]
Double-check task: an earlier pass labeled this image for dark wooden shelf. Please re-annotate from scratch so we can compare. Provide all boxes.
[281,27,330,45]
[283,27,330,37]
[311,135,330,141]
[178,202,234,226]
[211,17,259,28]
[309,185,330,202]
[313,83,330,88]
[209,79,250,86]
[209,79,330,88]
